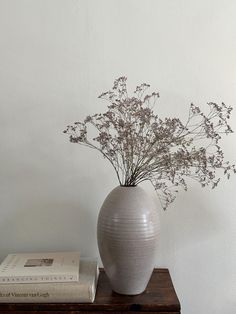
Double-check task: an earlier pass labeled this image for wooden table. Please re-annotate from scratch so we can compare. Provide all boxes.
[0,268,181,314]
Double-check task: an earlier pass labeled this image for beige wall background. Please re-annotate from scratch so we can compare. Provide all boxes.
[0,0,236,313]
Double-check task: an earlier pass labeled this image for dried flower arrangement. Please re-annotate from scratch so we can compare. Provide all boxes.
[64,77,235,209]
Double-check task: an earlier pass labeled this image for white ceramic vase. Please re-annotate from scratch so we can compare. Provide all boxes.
[97,186,160,295]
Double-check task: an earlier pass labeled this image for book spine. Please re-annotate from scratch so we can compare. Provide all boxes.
[0,283,94,303]
[0,274,79,284]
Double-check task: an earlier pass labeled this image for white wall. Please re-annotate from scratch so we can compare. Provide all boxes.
[0,0,236,313]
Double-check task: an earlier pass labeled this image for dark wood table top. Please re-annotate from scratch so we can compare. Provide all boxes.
[0,268,181,313]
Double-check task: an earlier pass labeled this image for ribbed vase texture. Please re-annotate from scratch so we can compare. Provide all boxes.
[97,186,160,295]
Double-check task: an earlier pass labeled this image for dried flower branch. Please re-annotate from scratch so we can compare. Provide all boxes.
[64,77,235,209]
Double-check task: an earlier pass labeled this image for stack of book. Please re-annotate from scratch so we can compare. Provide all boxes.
[0,252,99,303]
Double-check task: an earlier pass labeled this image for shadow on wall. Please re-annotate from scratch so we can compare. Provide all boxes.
[174,187,227,243]
[153,184,228,265]
[0,199,97,262]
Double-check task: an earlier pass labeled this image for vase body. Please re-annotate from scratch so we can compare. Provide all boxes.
[97,186,160,295]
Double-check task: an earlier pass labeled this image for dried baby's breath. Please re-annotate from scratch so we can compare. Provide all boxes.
[64,77,235,209]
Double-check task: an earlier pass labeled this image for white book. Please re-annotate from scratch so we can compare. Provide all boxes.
[0,252,80,284]
[0,259,99,303]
